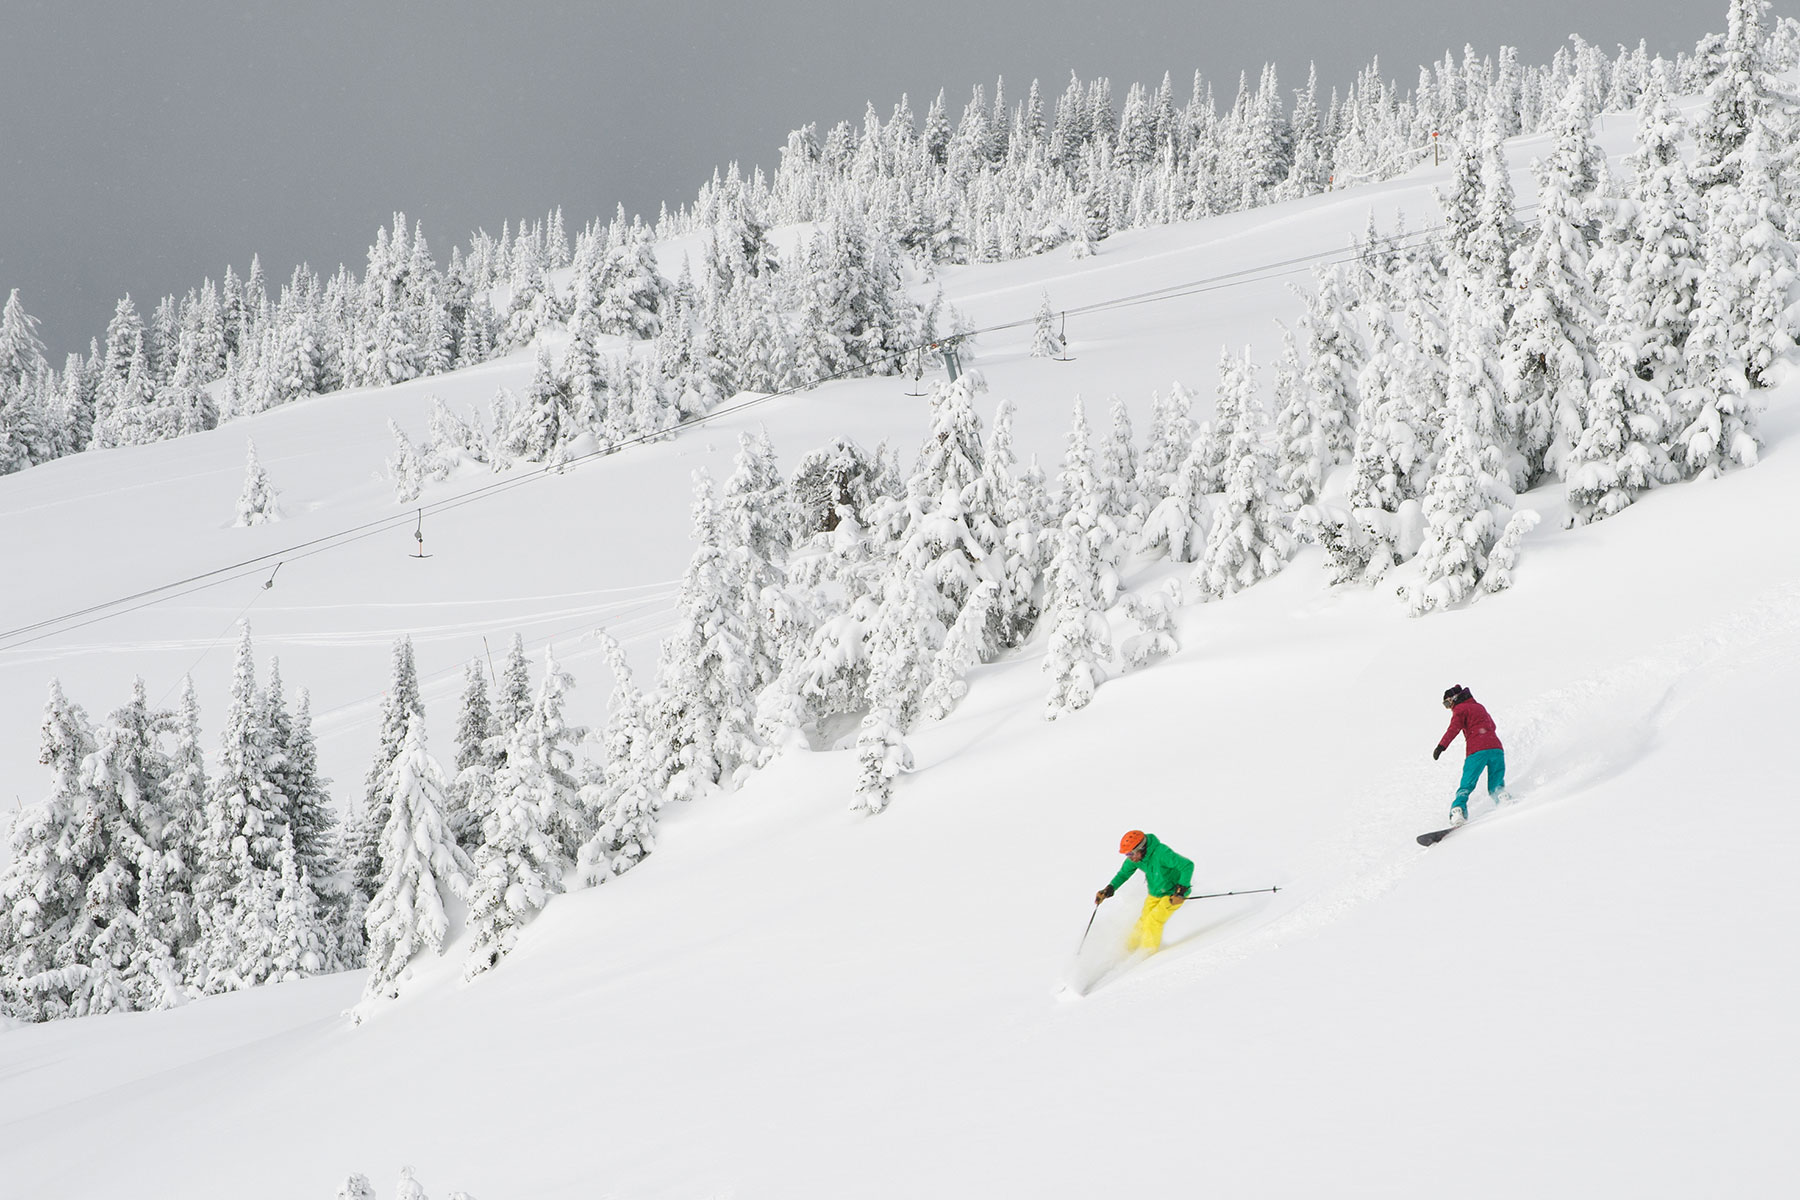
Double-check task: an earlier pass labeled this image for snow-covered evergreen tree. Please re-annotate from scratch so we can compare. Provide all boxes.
[388,420,424,504]
[1567,238,1675,521]
[919,581,997,723]
[853,567,927,814]
[1056,397,1123,606]
[1477,509,1542,596]
[1297,264,1361,467]
[350,638,425,904]
[575,632,660,884]
[1120,580,1182,669]
[1041,525,1112,720]
[448,657,495,851]
[1030,292,1065,358]
[1196,350,1294,599]
[73,680,185,1012]
[0,682,98,1020]
[463,717,567,980]
[1098,397,1144,535]
[651,470,758,799]
[195,626,299,993]
[234,440,280,526]
[363,714,472,1000]
[1693,0,1793,194]
[721,428,799,695]
[1501,79,1604,483]
[1138,383,1197,513]
[1402,382,1511,616]
[1137,438,1211,564]
[513,648,591,861]
[1272,324,1327,511]
[1618,68,1703,400]
[975,399,1042,650]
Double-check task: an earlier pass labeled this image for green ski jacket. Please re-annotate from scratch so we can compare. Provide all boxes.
[1108,834,1194,897]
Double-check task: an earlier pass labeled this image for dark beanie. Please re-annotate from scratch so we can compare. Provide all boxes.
[1443,684,1467,704]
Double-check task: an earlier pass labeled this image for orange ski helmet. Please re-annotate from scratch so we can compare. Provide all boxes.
[1119,830,1147,855]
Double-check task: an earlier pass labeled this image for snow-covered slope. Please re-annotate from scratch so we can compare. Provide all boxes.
[2,114,1797,1200]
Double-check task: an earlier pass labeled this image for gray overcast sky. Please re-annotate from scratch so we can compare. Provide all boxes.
[0,0,1742,357]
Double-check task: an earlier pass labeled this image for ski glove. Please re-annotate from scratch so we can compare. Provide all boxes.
[1432,744,1445,761]
[1170,884,1189,906]
[1095,886,1114,904]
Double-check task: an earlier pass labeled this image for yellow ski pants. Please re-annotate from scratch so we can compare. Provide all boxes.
[1128,895,1183,952]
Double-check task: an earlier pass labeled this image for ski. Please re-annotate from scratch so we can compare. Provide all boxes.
[1416,826,1459,847]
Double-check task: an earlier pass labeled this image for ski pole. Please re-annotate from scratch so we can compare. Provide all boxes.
[1077,905,1100,951]
[1181,886,1282,901]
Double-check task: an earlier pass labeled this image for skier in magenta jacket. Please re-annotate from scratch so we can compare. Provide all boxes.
[1434,683,1506,825]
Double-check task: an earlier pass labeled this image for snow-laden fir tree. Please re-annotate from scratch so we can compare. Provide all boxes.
[1674,184,1773,479]
[263,829,328,983]
[913,376,988,508]
[721,428,799,695]
[1297,264,1361,467]
[1121,578,1182,669]
[363,713,473,1001]
[490,633,534,765]
[506,346,583,464]
[350,638,426,903]
[447,657,495,852]
[195,626,309,993]
[516,647,591,861]
[1137,437,1212,564]
[1272,323,1328,512]
[70,680,186,1013]
[1501,78,1604,483]
[1098,397,1144,535]
[1706,116,1795,393]
[463,700,571,979]
[156,677,208,983]
[596,216,668,340]
[234,439,280,526]
[889,480,992,663]
[1041,524,1112,720]
[1692,0,1794,194]
[853,567,927,814]
[1196,349,1294,599]
[1138,383,1197,513]
[575,632,661,884]
[1392,251,1450,499]
[1056,397,1123,607]
[1617,68,1704,401]
[1566,228,1675,522]
[1030,292,1065,358]
[387,420,424,504]
[919,580,997,723]
[973,399,1042,650]
[0,683,98,1019]
[1402,377,1512,616]
[651,469,758,799]
[501,228,559,350]
[0,289,48,395]
[262,664,336,900]
[1466,107,1522,303]
[1478,509,1542,596]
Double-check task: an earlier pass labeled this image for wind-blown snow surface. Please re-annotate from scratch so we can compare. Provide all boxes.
[3,117,1798,1199]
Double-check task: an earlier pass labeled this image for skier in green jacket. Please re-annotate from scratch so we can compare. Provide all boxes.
[1094,830,1194,952]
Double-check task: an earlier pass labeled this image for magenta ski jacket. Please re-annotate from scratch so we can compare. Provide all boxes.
[1438,699,1503,757]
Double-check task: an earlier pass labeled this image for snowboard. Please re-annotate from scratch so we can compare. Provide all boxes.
[1416,822,1465,847]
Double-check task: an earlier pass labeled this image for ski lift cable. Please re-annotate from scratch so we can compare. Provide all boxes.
[0,201,1542,654]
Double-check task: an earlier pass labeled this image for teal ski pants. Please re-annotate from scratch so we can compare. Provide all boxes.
[1453,748,1507,814]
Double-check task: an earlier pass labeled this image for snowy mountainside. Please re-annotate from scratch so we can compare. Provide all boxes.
[2,91,1799,1199]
